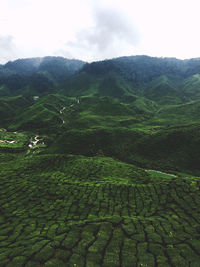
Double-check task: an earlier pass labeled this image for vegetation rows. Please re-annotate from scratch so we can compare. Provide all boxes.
[0,151,200,266]
[1,55,200,266]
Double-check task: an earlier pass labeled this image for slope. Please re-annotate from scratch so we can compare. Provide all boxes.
[0,57,85,96]
[8,94,69,132]
[0,151,200,266]
[61,55,200,104]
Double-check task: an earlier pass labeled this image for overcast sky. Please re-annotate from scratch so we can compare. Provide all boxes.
[1,0,200,63]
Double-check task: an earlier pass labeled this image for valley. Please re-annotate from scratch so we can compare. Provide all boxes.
[0,55,200,266]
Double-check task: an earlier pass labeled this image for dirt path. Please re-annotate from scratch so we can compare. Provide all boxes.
[28,135,40,148]
[146,169,177,177]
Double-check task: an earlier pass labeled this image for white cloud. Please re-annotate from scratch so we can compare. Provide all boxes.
[0,35,19,63]
[63,5,140,61]
[1,0,200,63]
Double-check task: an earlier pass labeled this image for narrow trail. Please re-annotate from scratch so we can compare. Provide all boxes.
[60,106,66,114]
[59,106,66,124]
[28,135,40,148]
[0,129,16,144]
[0,128,7,132]
[0,140,16,144]
[59,99,80,125]
[146,169,177,177]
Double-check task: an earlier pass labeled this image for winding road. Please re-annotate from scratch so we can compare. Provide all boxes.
[29,135,40,148]
[59,99,80,125]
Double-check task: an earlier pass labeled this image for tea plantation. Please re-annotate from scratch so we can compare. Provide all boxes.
[1,55,200,266]
[0,150,200,266]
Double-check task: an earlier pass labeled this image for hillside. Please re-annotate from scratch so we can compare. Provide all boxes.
[0,57,85,96]
[59,56,200,105]
[0,55,200,266]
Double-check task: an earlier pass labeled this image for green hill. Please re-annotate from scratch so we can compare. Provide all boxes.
[132,125,200,174]
[1,55,200,266]
[0,57,85,96]
[0,151,200,266]
[8,94,69,132]
[0,95,33,127]
[182,73,200,100]
[154,99,200,126]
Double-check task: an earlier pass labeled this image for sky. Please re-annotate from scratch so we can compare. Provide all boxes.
[1,0,200,64]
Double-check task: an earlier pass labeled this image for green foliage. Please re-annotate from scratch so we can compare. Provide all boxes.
[0,95,33,127]
[0,57,85,96]
[133,125,200,173]
[0,149,200,265]
[8,94,69,132]
[1,55,200,265]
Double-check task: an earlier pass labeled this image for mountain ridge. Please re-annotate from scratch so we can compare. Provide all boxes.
[0,55,200,174]
[1,54,200,265]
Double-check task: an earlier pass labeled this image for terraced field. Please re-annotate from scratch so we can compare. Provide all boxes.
[2,53,200,267]
[0,153,200,266]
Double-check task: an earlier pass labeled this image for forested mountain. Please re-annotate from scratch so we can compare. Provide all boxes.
[0,56,85,96]
[2,55,200,102]
[0,55,200,173]
[0,55,200,170]
[60,56,200,104]
[1,55,200,266]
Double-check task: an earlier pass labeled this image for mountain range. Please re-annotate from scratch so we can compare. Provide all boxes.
[1,55,200,266]
[0,55,200,174]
